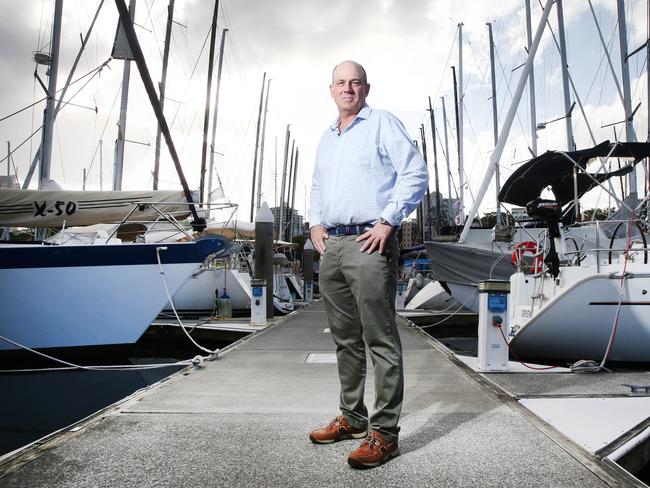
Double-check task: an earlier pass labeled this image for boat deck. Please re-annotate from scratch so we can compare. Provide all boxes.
[0,302,646,486]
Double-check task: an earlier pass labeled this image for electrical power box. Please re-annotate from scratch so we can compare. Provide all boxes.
[477,280,510,371]
[250,279,267,326]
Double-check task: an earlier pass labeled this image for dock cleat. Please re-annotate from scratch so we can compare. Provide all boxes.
[309,415,367,444]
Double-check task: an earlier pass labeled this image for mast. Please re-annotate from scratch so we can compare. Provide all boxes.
[113,0,202,227]
[452,66,463,223]
[441,96,453,223]
[38,0,63,189]
[524,0,538,157]
[414,138,424,243]
[419,125,430,240]
[289,147,299,241]
[99,139,103,190]
[487,22,502,226]
[2,142,10,239]
[7,142,10,187]
[617,0,639,199]
[278,124,290,239]
[285,139,295,239]
[556,0,580,221]
[459,0,555,243]
[250,71,267,221]
[207,28,228,213]
[457,22,465,224]
[427,97,441,234]
[556,0,575,152]
[274,136,278,208]
[256,78,272,211]
[153,0,175,190]
[25,0,103,190]
[113,0,136,191]
[199,0,219,204]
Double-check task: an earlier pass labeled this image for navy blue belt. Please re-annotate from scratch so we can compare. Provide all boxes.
[327,223,373,236]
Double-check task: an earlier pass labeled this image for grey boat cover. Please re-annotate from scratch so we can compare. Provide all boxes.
[498,141,650,207]
[0,189,192,227]
[424,241,515,286]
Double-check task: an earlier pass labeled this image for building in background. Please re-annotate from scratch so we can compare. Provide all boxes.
[0,175,19,189]
[399,219,418,249]
[270,205,304,241]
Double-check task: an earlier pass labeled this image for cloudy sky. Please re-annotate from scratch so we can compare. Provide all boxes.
[0,0,648,223]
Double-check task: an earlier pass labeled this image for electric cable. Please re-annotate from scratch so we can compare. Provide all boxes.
[417,288,479,329]
[155,246,220,357]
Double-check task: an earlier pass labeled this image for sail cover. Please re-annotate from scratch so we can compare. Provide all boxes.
[498,141,650,207]
[0,189,193,227]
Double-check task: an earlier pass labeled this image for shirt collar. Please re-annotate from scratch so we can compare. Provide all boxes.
[329,105,372,132]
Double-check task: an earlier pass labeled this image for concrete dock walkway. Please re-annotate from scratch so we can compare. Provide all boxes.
[0,302,641,487]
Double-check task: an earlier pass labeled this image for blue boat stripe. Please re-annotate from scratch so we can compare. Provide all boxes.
[0,238,225,269]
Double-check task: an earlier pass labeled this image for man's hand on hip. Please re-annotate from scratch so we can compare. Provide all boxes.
[356,222,393,254]
[310,224,329,254]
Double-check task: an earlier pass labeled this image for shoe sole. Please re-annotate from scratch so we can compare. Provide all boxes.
[347,448,400,469]
[309,431,368,444]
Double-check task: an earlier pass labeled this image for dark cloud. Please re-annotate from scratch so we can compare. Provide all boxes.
[217,0,432,65]
[0,5,48,105]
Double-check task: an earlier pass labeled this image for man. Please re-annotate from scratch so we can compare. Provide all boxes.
[308,60,428,469]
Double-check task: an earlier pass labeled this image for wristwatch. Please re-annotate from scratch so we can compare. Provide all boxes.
[379,217,393,227]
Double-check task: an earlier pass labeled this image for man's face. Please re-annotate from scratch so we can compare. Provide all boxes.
[330,62,370,115]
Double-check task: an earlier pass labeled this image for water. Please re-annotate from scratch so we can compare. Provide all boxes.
[0,336,240,457]
[0,363,182,456]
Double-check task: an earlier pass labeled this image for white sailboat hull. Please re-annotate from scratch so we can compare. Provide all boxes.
[446,282,481,313]
[509,262,650,363]
[165,267,252,313]
[0,239,225,351]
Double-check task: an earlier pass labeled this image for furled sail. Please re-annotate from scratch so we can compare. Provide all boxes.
[0,189,194,227]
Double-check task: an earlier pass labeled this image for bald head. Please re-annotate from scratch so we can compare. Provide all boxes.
[332,60,368,85]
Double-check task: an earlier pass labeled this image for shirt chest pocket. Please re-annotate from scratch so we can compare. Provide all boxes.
[342,139,383,169]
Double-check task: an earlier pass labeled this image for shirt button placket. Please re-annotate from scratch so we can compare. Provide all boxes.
[329,133,342,217]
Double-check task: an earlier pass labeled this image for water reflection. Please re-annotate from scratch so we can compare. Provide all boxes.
[0,360,183,456]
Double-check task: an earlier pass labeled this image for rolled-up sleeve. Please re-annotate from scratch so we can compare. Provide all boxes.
[308,162,322,228]
[379,115,429,226]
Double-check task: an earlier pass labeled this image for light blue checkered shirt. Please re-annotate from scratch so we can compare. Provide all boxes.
[309,105,429,228]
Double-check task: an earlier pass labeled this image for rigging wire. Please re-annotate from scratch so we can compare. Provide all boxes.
[86,86,122,177]
[0,98,47,124]
[583,23,618,107]
[0,59,112,168]
[168,24,211,130]
[0,59,112,124]
[494,46,529,146]
[144,0,164,61]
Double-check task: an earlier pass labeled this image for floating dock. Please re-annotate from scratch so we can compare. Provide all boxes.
[0,302,647,486]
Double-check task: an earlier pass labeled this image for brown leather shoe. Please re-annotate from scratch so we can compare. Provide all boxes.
[347,431,399,469]
[309,415,367,444]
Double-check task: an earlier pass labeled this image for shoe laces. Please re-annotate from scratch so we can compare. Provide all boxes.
[329,416,344,429]
[362,433,382,450]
